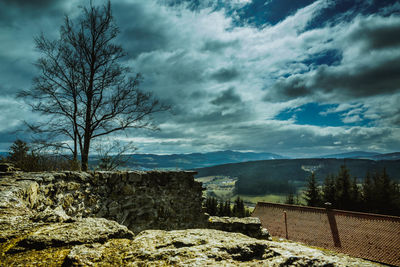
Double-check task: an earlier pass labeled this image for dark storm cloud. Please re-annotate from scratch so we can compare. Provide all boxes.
[201,39,239,52]
[2,0,59,9]
[349,19,400,50]
[176,108,248,125]
[210,67,240,82]
[0,0,64,26]
[314,57,400,97]
[113,2,170,58]
[268,56,400,100]
[266,76,310,100]
[211,87,242,106]
[123,26,168,57]
[266,15,400,101]
[0,85,21,97]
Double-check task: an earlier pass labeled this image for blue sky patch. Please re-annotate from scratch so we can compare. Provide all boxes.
[231,0,316,27]
[302,49,342,67]
[275,103,373,127]
[305,0,398,30]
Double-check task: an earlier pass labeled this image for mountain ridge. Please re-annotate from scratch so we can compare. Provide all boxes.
[115,150,286,170]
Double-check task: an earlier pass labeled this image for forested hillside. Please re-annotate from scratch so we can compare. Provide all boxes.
[194,159,400,195]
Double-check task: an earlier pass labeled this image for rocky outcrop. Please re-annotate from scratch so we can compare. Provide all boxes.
[208,216,271,240]
[0,171,382,266]
[51,230,384,266]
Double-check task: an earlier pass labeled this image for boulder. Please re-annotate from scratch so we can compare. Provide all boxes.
[9,218,134,252]
[208,216,271,240]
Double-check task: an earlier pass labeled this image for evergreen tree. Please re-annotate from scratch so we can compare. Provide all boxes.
[323,174,336,206]
[362,172,374,212]
[239,198,245,217]
[303,172,322,207]
[285,192,295,205]
[8,139,30,170]
[205,197,218,216]
[350,177,361,211]
[218,200,224,216]
[223,200,231,217]
[233,196,246,217]
[373,168,400,215]
[335,165,352,210]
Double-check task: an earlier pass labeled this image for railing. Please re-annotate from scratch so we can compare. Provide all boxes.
[252,202,400,266]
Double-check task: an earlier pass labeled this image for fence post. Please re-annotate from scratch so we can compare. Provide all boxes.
[284,211,288,239]
[325,202,341,247]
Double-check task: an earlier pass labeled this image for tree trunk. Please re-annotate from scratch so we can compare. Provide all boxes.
[81,139,90,171]
[73,130,78,161]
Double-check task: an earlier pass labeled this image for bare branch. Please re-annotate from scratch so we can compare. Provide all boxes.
[19,0,169,171]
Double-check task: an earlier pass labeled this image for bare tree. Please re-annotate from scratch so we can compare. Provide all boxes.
[19,1,168,171]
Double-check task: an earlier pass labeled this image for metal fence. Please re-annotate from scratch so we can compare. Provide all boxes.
[252,202,400,266]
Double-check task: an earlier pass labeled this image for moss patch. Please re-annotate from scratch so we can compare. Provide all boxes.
[0,246,71,266]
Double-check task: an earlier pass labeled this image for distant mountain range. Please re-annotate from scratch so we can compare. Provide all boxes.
[2,149,400,170]
[119,150,400,169]
[112,150,286,170]
[3,150,285,169]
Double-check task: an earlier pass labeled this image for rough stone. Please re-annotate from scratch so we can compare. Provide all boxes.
[9,218,134,252]
[32,206,73,223]
[208,216,271,240]
[64,229,381,266]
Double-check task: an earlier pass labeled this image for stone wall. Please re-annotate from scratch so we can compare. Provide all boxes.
[0,170,207,233]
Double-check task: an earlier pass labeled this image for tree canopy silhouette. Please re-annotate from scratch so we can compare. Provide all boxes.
[19,1,168,171]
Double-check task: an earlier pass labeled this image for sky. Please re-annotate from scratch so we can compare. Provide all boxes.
[0,0,400,158]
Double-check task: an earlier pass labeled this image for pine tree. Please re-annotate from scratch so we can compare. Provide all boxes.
[303,172,322,207]
[362,172,374,212]
[218,200,224,216]
[335,165,352,210]
[285,192,295,205]
[350,177,361,211]
[205,197,218,216]
[376,168,399,215]
[233,196,246,217]
[8,139,30,170]
[239,198,245,217]
[223,200,231,216]
[323,174,336,206]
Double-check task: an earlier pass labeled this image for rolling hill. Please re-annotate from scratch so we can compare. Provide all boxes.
[318,151,400,160]
[91,150,286,170]
[194,158,400,195]
[319,151,381,159]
